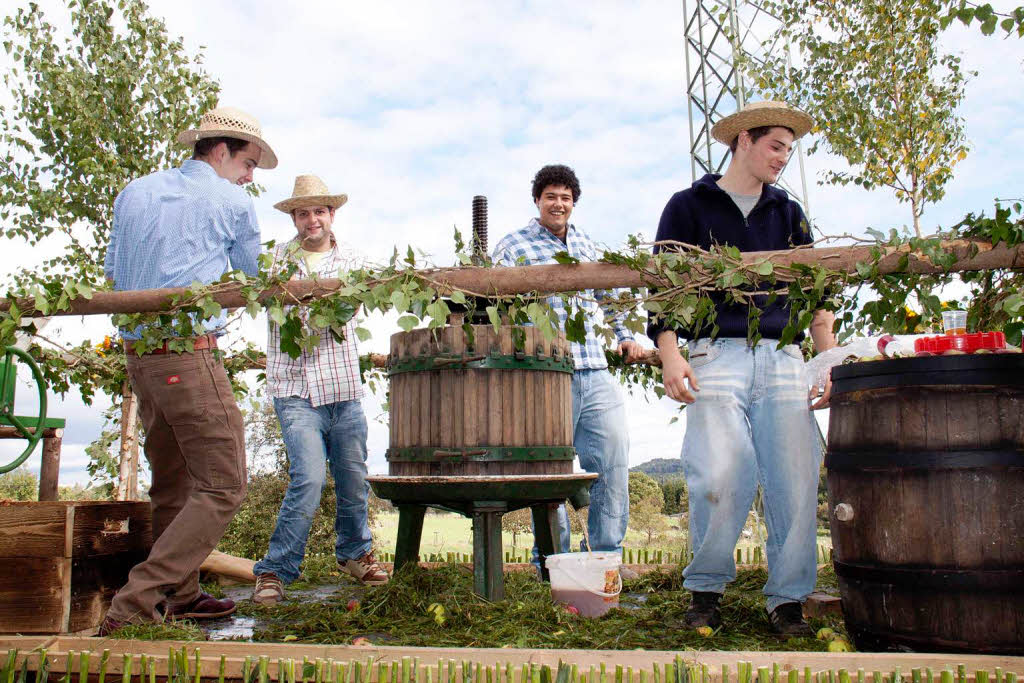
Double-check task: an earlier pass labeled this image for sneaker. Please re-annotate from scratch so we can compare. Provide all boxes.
[252,572,285,606]
[684,591,723,629]
[768,601,813,637]
[96,615,126,637]
[341,552,389,586]
[166,593,237,620]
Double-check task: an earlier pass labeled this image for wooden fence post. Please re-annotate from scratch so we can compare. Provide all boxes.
[115,381,139,501]
[37,428,63,501]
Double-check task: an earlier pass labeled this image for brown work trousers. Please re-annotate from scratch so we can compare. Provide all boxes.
[106,349,247,623]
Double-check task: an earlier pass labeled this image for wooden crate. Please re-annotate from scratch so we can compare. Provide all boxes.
[0,501,152,634]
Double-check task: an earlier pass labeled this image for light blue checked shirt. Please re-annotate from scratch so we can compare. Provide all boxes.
[492,218,633,370]
[104,160,261,339]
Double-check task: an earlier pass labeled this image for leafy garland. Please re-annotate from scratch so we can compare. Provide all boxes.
[2,205,1022,412]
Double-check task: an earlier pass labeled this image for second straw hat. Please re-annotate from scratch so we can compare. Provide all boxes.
[273,175,349,213]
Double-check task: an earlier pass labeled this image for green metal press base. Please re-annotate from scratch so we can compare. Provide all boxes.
[368,474,598,601]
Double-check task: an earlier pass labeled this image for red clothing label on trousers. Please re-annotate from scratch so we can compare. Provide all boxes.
[167,375,181,385]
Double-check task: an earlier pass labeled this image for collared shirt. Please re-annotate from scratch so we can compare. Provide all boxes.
[265,236,365,406]
[104,160,261,339]
[492,218,633,370]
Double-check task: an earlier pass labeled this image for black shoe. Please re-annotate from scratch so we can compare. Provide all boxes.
[768,601,813,637]
[684,591,722,629]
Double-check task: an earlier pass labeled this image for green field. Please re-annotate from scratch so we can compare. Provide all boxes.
[372,510,833,564]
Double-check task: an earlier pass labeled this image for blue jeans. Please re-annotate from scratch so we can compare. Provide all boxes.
[253,396,372,584]
[680,338,822,611]
[535,369,630,559]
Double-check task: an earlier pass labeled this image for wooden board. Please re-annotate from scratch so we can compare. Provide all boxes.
[0,501,153,634]
[0,501,152,559]
[0,556,67,633]
[2,637,1023,681]
[67,551,149,633]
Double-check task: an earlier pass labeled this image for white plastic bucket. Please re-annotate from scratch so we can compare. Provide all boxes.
[545,551,622,617]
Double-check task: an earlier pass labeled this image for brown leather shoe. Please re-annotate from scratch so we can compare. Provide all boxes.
[96,615,127,637]
[166,593,237,620]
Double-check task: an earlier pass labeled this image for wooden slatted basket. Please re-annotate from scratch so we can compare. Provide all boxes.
[0,501,152,634]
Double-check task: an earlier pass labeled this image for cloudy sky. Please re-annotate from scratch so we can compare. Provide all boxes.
[2,0,1022,488]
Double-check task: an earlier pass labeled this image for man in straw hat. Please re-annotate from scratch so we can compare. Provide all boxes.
[250,175,387,606]
[647,101,836,635]
[100,105,277,634]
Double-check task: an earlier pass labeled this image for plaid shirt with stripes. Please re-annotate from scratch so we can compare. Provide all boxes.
[265,237,365,406]
[492,218,633,371]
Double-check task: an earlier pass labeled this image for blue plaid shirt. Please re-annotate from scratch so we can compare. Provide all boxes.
[492,218,633,370]
[104,160,261,339]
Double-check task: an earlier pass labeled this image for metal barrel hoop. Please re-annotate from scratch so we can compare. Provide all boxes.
[387,351,575,375]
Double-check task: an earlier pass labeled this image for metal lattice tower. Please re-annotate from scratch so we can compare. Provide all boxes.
[682,0,812,216]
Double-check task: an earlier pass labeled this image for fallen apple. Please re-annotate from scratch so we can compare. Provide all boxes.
[346,599,359,612]
[696,626,713,637]
[565,605,580,615]
[828,638,852,652]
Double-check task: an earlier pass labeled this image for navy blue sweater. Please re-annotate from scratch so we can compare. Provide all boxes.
[646,173,813,342]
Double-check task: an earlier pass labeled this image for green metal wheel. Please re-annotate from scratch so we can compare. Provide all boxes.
[0,345,48,474]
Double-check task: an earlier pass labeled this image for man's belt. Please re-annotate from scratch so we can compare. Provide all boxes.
[123,334,218,356]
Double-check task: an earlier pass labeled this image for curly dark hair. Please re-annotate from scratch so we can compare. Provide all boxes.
[531,164,581,203]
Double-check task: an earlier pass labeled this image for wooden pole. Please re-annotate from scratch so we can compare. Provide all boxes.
[115,381,139,502]
[37,427,63,501]
[1,240,1021,318]
[128,418,140,500]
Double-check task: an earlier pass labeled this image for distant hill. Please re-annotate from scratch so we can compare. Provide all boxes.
[631,458,685,481]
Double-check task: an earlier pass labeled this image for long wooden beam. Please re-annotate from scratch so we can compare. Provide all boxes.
[2,240,1021,318]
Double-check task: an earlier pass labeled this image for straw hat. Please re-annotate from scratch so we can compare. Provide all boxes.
[273,175,349,213]
[711,101,814,146]
[177,106,278,169]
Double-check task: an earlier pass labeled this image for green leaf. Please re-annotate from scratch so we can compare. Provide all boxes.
[564,309,587,344]
[397,314,418,332]
[753,261,774,276]
[449,290,466,305]
[424,299,450,327]
[486,305,501,332]
[354,326,372,342]
[552,251,580,265]
[390,290,409,312]
[268,304,286,326]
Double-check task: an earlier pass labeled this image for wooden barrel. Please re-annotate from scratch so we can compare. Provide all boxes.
[826,353,1024,654]
[387,324,575,476]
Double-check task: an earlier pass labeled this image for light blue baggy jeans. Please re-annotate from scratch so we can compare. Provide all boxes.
[680,338,822,612]
[535,368,630,559]
[253,396,373,584]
